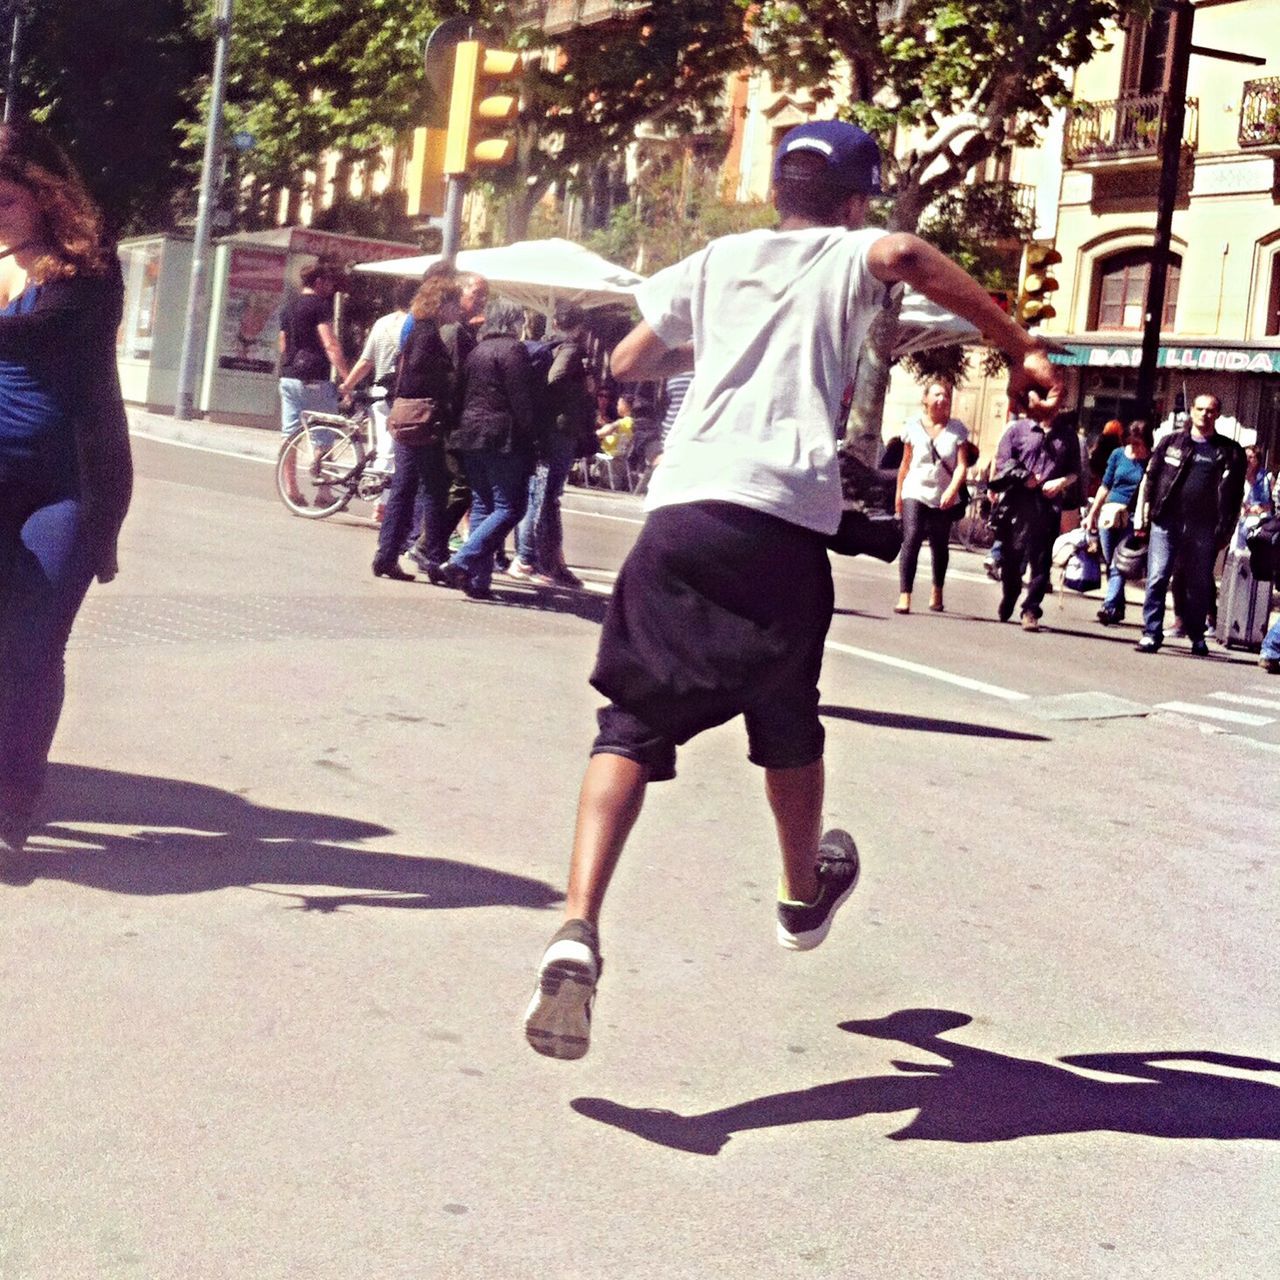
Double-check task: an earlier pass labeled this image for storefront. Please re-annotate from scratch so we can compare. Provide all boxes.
[1050,337,1280,457]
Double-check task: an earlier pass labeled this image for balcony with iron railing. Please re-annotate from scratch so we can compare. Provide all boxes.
[543,0,650,38]
[1063,92,1199,168]
[1239,77,1280,150]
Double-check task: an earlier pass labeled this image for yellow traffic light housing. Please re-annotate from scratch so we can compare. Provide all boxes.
[444,41,522,175]
[405,126,447,218]
[1017,243,1062,327]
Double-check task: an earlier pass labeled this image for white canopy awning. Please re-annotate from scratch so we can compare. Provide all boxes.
[353,237,645,312]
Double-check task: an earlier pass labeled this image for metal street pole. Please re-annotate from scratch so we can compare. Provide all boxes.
[440,175,467,264]
[4,5,24,123]
[1134,0,1194,424]
[174,0,234,421]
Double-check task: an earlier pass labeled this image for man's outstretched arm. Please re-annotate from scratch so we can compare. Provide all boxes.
[610,322,694,382]
[868,233,1063,415]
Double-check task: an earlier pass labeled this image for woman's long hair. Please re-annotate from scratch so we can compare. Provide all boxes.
[0,121,111,281]
[410,267,461,322]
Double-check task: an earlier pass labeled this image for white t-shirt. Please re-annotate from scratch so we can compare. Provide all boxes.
[899,416,970,506]
[359,309,408,382]
[636,225,889,535]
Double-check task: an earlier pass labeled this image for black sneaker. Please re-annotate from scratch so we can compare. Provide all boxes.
[1189,638,1210,657]
[1136,635,1161,654]
[776,830,860,951]
[524,919,602,1060]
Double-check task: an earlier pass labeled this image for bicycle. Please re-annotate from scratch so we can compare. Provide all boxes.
[275,389,393,519]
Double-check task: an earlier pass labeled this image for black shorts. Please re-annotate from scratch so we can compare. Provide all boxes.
[590,501,834,781]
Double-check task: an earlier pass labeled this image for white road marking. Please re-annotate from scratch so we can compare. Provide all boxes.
[1155,701,1274,727]
[822,640,1031,702]
[1209,692,1280,712]
[131,430,277,465]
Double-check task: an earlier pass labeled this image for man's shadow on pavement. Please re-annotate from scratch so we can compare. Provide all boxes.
[818,705,1049,742]
[572,1009,1280,1156]
[6,763,562,912]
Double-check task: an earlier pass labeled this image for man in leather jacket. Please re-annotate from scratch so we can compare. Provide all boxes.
[1132,393,1246,655]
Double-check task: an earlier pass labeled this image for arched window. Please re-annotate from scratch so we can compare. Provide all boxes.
[1093,250,1180,331]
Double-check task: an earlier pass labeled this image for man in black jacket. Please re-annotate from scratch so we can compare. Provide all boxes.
[1133,394,1246,656]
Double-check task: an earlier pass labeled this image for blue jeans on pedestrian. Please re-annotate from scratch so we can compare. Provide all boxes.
[515,431,576,572]
[1262,614,1280,661]
[375,440,450,570]
[1142,520,1217,643]
[451,450,530,590]
[279,377,339,433]
[0,483,95,816]
[1098,523,1128,616]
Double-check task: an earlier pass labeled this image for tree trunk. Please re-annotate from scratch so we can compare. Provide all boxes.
[841,183,928,466]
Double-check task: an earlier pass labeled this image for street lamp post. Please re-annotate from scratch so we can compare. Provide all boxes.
[174,0,234,421]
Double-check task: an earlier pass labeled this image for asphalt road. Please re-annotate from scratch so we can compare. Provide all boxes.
[1,434,1276,1279]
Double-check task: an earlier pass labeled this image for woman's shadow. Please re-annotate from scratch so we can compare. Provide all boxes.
[5,763,562,913]
[572,1009,1280,1155]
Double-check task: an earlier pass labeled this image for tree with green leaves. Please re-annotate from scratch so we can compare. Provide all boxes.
[743,0,1150,461]
[199,0,467,233]
[5,0,202,235]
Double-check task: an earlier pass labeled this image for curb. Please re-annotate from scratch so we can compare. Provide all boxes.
[127,407,280,463]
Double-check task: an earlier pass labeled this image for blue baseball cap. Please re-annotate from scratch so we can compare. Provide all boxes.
[773,120,882,196]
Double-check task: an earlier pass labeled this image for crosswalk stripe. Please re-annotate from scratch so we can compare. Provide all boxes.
[1156,701,1274,727]
[1209,692,1280,712]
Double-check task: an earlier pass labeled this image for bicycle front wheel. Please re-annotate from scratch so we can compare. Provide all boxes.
[276,420,364,519]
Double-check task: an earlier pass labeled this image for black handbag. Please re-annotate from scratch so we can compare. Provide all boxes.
[826,451,902,562]
[1111,530,1148,583]
[1246,514,1280,582]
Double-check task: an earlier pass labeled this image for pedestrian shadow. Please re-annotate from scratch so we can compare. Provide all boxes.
[571,1009,1280,1156]
[7,763,562,912]
[471,584,612,625]
[818,705,1049,742]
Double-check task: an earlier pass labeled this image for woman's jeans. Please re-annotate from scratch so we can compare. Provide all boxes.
[1098,522,1128,616]
[452,450,530,590]
[0,483,94,814]
[375,439,450,569]
[516,431,576,572]
[898,498,952,593]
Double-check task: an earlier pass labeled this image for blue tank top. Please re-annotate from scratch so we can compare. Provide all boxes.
[0,283,76,487]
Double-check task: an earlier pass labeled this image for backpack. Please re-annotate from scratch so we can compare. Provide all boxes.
[1053,529,1102,593]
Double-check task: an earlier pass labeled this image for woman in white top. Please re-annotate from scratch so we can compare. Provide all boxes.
[893,380,971,613]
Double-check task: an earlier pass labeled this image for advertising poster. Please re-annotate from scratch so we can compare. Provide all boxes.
[117,240,164,360]
[218,247,288,374]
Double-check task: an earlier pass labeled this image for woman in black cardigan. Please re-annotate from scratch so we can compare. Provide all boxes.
[0,122,131,866]
[371,269,461,580]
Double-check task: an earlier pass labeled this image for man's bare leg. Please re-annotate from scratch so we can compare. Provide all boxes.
[766,759,824,904]
[526,752,648,1059]
[564,752,649,923]
[768,757,860,951]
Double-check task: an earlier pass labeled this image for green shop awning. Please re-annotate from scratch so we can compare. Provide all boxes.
[1049,341,1280,375]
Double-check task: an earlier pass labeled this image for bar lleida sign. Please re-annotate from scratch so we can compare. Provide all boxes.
[1054,344,1280,375]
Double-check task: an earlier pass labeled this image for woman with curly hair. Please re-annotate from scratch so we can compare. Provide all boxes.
[371,267,462,580]
[0,121,131,867]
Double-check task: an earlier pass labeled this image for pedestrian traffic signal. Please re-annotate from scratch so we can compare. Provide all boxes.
[1017,243,1062,327]
[444,41,522,175]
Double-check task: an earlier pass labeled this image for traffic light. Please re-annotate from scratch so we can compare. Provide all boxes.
[443,41,522,175]
[1017,243,1062,327]
[405,126,447,218]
